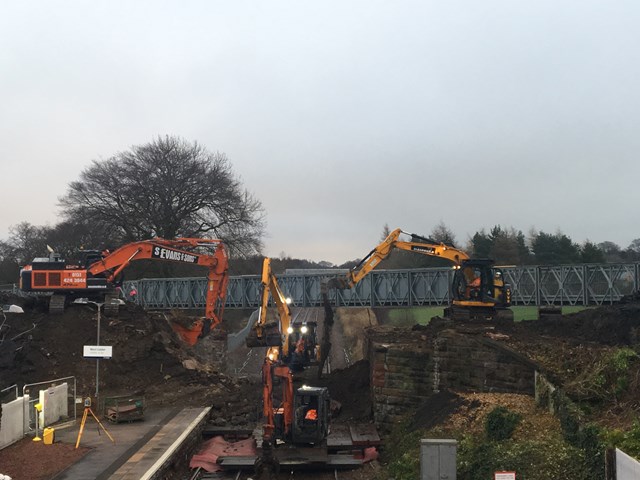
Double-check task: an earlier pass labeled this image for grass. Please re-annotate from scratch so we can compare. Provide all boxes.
[385,305,591,326]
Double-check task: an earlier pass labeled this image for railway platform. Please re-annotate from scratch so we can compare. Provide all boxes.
[53,406,210,480]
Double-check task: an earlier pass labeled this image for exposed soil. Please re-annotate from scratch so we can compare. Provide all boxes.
[0,294,376,479]
[0,293,250,411]
[4,290,640,478]
[405,390,561,443]
[410,390,468,431]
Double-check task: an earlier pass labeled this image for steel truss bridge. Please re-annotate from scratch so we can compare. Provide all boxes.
[125,263,640,311]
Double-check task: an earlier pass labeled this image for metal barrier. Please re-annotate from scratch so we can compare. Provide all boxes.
[124,262,640,310]
[0,384,18,402]
[22,376,77,433]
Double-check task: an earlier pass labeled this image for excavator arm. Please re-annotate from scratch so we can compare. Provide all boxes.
[88,238,229,331]
[330,228,469,289]
[247,257,294,358]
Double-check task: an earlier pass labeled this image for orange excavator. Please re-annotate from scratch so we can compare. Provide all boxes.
[19,238,229,344]
[245,258,330,477]
[256,351,330,477]
[328,228,512,321]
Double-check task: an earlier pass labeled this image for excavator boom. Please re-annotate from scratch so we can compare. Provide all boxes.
[87,238,228,325]
[246,258,294,355]
[331,228,469,289]
[19,237,229,343]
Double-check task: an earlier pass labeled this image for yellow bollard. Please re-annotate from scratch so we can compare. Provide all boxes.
[33,403,43,442]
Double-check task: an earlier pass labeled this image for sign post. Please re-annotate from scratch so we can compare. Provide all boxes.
[83,346,113,358]
[76,299,107,398]
[495,472,516,480]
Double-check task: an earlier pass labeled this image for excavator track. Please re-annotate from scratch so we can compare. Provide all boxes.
[443,305,471,321]
[48,295,66,315]
[494,308,515,325]
[444,305,513,324]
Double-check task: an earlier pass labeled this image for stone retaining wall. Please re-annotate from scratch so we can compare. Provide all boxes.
[367,327,538,431]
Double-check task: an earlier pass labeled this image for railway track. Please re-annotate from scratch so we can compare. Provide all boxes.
[187,466,346,479]
[187,467,242,479]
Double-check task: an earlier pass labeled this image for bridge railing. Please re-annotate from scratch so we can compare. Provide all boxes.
[125,263,639,311]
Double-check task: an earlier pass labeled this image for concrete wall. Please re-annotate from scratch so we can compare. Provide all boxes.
[616,448,640,479]
[0,396,27,449]
[367,327,538,431]
[39,383,68,427]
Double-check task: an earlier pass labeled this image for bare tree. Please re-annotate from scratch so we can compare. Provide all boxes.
[59,136,265,257]
[3,222,49,265]
[380,223,392,242]
[430,221,457,246]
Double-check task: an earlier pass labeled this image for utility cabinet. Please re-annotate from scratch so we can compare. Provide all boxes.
[420,439,457,480]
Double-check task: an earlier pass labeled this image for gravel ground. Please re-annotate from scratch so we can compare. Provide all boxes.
[0,438,90,480]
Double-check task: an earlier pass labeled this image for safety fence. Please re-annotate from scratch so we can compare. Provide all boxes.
[22,376,77,435]
[125,262,640,310]
[0,377,77,450]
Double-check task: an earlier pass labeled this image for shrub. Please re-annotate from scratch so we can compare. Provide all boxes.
[485,407,521,441]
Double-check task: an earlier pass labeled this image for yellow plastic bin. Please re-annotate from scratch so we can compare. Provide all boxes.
[43,427,55,445]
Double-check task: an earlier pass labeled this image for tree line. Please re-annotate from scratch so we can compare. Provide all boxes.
[376,222,640,270]
[1,136,638,284]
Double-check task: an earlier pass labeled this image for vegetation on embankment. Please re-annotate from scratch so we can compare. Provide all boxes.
[376,393,601,480]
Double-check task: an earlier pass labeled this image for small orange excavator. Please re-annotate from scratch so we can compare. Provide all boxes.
[255,348,331,477]
[19,238,229,344]
[245,258,330,477]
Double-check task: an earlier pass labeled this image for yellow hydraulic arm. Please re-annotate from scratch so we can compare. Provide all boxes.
[330,228,469,289]
[251,257,294,359]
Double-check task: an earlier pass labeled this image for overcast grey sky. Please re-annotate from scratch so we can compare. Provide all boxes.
[1,1,639,264]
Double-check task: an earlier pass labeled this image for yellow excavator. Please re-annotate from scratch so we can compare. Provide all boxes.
[245,257,318,370]
[328,228,513,322]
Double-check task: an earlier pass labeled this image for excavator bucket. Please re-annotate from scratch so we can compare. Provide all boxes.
[171,319,204,346]
[246,323,283,348]
[326,277,349,290]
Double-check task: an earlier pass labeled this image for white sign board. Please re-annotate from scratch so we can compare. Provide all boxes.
[83,345,113,358]
[495,473,516,480]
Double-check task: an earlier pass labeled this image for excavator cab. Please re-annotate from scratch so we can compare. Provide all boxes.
[291,386,330,445]
[449,259,512,320]
[79,250,104,269]
[286,321,319,367]
[451,259,510,305]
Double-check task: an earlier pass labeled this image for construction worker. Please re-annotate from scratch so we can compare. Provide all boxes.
[289,337,306,372]
[468,271,481,299]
